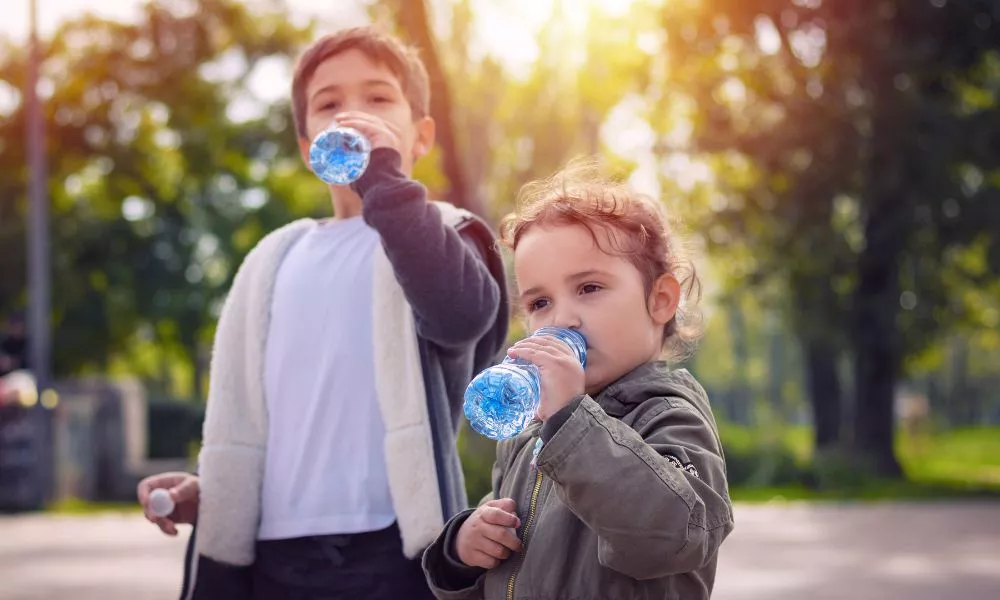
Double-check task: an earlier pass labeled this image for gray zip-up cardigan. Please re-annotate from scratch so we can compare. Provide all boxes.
[184,148,509,599]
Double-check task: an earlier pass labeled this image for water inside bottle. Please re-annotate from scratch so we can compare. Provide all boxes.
[464,363,540,440]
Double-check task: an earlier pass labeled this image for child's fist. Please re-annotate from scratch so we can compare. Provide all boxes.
[508,336,585,421]
[454,498,523,569]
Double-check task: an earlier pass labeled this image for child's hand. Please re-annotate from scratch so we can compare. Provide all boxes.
[332,111,403,156]
[508,336,585,421]
[454,498,523,569]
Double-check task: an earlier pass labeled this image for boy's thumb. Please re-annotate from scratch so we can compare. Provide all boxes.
[171,478,198,502]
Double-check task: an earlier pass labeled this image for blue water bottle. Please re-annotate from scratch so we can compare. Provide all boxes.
[464,327,587,441]
[309,125,372,185]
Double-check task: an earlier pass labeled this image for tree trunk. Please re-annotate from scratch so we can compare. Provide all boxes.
[851,196,905,478]
[727,295,753,426]
[789,251,847,453]
[801,334,843,451]
[766,317,786,413]
[193,340,207,403]
[947,336,971,425]
[393,0,486,220]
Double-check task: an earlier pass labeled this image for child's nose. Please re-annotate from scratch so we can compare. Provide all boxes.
[550,310,583,331]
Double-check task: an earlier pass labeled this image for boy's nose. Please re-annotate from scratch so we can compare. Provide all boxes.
[334,99,365,116]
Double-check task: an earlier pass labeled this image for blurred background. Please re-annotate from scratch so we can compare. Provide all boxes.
[0,0,998,599]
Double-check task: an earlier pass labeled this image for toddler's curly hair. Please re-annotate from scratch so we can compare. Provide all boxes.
[499,158,703,362]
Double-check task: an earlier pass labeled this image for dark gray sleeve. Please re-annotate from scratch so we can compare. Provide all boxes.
[421,510,487,596]
[352,148,501,348]
[539,396,585,442]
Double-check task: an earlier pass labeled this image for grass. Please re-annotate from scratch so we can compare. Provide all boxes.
[43,426,1000,514]
[728,425,1000,503]
[902,426,1000,486]
[45,497,143,515]
[730,480,1000,503]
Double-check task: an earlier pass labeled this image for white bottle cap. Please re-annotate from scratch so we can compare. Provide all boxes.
[149,488,176,519]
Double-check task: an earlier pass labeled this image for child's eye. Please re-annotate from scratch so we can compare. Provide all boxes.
[370,96,391,104]
[320,101,340,111]
[527,298,550,313]
[580,283,603,294]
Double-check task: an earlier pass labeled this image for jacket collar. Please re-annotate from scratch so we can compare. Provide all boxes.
[594,362,711,419]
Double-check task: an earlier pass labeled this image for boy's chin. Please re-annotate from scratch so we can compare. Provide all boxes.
[398,157,415,177]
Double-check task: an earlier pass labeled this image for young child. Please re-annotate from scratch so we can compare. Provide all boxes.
[136,27,508,599]
[422,161,734,599]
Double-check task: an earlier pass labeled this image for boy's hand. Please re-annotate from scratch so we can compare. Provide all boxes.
[508,336,585,421]
[137,472,199,536]
[333,111,404,156]
[454,498,523,569]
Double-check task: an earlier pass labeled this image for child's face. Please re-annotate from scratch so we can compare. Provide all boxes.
[514,223,680,394]
[296,48,434,177]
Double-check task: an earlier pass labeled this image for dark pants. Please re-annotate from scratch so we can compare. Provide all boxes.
[251,522,435,600]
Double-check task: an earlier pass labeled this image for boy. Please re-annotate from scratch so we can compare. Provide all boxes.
[138,26,508,599]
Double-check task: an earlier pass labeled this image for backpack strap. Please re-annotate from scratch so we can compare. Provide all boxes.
[431,200,475,230]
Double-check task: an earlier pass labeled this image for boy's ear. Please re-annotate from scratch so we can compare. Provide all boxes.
[648,274,681,326]
[412,116,436,160]
[298,137,312,171]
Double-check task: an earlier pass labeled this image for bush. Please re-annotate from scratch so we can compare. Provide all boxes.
[459,419,816,501]
[459,427,497,504]
[719,422,812,487]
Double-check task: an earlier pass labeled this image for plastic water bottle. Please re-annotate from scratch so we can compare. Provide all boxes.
[309,125,372,185]
[464,327,587,441]
[149,488,175,518]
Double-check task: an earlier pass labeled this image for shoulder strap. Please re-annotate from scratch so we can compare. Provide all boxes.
[430,200,475,229]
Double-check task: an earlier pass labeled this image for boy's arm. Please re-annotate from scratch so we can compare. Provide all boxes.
[353,148,501,347]
[535,397,734,580]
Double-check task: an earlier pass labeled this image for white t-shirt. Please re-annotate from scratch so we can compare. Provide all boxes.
[257,217,395,540]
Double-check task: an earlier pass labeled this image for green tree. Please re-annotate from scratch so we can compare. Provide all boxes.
[657,0,1000,475]
[0,0,315,398]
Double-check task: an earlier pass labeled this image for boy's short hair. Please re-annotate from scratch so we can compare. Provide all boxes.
[290,26,431,140]
[500,158,704,361]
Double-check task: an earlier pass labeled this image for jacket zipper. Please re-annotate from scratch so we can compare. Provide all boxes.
[507,467,544,600]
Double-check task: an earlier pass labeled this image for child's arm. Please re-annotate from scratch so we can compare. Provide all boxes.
[422,438,522,597]
[534,396,734,580]
[352,148,501,348]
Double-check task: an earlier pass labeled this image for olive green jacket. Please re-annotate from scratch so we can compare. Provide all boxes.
[423,362,734,600]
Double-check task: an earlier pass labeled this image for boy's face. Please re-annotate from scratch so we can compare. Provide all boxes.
[514,223,680,394]
[297,48,434,177]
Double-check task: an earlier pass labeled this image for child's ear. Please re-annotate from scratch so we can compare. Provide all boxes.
[413,116,436,160]
[648,274,681,326]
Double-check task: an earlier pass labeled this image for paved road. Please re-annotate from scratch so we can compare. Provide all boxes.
[713,501,1000,600]
[1,502,998,599]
